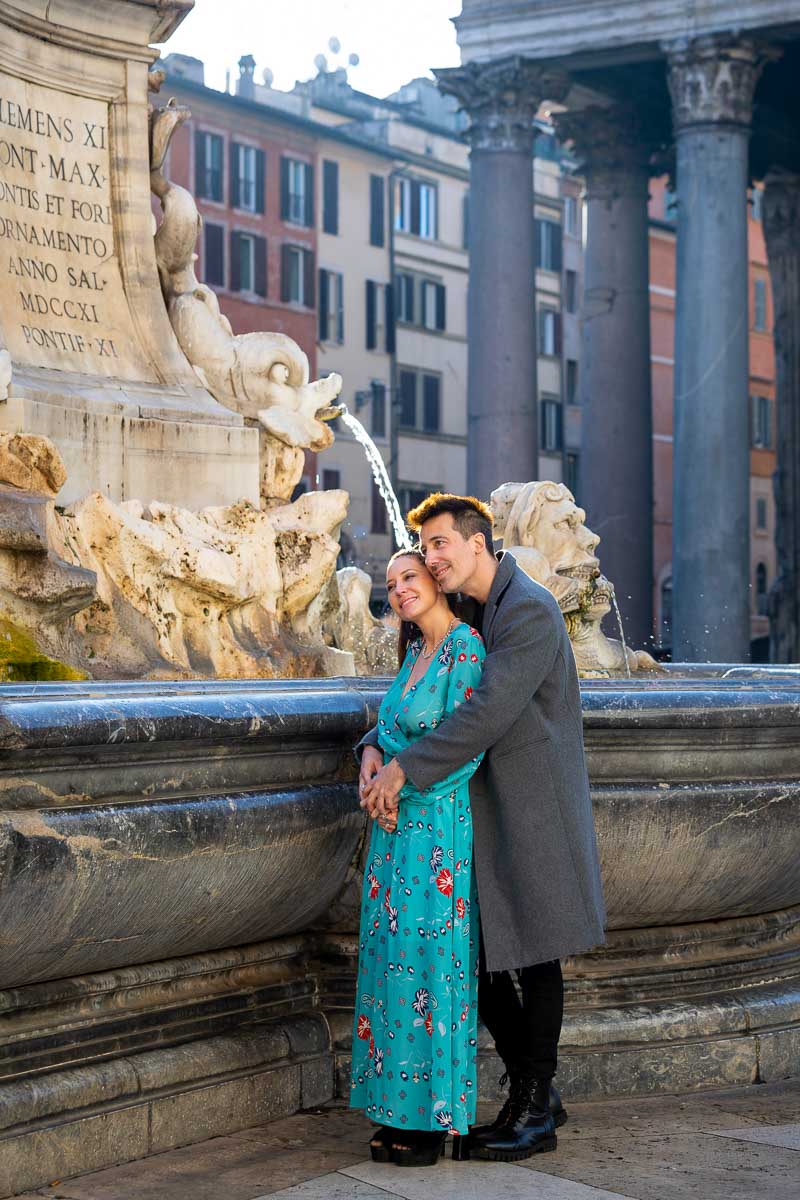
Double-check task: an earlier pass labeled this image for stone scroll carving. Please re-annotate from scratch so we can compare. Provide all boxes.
[148,81,342,503]
[491,481,660,676]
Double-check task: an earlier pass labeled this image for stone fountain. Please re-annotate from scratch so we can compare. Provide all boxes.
[0,3,797,1196]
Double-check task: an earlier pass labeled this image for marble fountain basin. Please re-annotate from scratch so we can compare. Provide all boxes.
[0,665,797,1192]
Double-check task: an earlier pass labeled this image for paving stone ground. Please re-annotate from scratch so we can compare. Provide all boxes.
[15,1079,800,1200]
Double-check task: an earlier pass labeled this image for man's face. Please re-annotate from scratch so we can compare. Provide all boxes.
[419,512,480,593]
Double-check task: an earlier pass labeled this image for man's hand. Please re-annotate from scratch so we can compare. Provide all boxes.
[363,758,406,819]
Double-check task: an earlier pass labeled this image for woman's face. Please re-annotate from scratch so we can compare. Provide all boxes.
[386,555,440,624]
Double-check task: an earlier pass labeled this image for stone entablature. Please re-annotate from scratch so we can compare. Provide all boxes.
[455,0,800,66]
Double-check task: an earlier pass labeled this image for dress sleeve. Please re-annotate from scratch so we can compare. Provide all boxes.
[399,627,486,805]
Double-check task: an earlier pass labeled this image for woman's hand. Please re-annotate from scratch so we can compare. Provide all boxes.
[359,746,383,812]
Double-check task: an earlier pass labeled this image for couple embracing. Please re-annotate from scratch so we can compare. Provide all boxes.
[350,493,606,1167]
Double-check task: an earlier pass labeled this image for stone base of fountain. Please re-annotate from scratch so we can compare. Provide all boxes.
[0,669,797,1193]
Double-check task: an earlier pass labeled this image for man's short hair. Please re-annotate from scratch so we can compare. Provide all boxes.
[406,492,494,554]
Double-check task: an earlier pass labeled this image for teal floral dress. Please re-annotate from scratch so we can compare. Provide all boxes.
[350,622,485,1136]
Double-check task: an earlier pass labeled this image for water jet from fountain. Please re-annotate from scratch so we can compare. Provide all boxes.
[338,406,412,551]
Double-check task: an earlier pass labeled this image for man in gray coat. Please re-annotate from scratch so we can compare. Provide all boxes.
[361,494,605,1161]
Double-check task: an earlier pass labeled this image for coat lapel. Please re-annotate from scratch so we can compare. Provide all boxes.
[482,552,516,644]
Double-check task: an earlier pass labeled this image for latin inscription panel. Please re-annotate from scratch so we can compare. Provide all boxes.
[0,70,154,380]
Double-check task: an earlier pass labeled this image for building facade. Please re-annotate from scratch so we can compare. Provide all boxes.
[161,57,576,604]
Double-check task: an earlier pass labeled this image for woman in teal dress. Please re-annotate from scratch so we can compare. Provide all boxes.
[350,548,485,1167]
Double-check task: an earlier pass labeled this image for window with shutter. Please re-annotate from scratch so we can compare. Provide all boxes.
[318,269,329,340]
[750,395,772,449]
[234,233,255,293]
[280,158,290,221]
[421,280,437,330]
[319,270,344,342]
[384,283,395,354]
[371,480,387,534]
[229,140,241,209]
[323,160,339,235]
[565,270,578,314]
[538,308,558,356]
[422,374,440,432]
[254,235,267,297]
[236,145,258,212]
[566,359,578,405]
[284,159,311,225]
[399,370,417,427]
[435,284,446,332]
[396,273,414,323]
[255,149,265,215]
[204,223,225,287]
[230,230,241,291]
[196,131,223,202]
[335,272,344,343]
[395,177,411,233]
[282,245,308,304]
[280,243,291,302]
[540,398,563,451]
[419,183,437,239]
[366,280,376,350]
[370,175,385,246]
[304,163,314,227]
[371,381,386,438]
[303,248,315,308]
[536,218,562,271]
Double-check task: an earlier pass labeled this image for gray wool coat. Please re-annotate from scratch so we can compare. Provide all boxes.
[360,552,606,973]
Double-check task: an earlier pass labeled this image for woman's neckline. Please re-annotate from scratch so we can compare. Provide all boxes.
[398,621,467,701]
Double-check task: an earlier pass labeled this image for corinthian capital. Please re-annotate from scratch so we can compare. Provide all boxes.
[435,56,570,153]
[763,171,800,260]
[554,105,664,183]
[664,36,778,131]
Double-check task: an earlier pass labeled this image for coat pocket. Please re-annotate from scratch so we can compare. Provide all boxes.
[491,733,550,762]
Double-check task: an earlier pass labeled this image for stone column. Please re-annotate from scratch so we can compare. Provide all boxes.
[436,58,569,500]
[554,106,656,649]
[666,37,771,663]
[763,172,800,662]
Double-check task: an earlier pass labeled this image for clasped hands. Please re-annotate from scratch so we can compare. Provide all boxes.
[358,746,406,834]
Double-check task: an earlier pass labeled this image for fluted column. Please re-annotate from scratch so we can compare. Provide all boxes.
[666,37,772,663]
[763,172,800,662]
[554,106,655,649]
[436,58,569,499]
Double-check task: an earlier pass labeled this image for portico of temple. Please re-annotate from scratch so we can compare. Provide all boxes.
[440,1,800,663]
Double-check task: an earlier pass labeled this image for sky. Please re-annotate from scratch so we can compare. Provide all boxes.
[156,1,463,99]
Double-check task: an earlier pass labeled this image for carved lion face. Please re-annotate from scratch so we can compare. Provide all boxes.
[532,493,600,580]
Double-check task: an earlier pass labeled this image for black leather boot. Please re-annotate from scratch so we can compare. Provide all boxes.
[471,1073,567,1144]
[471,1074,557,1161]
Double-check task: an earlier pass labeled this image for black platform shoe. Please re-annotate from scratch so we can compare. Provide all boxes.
[471,1075,558,1161]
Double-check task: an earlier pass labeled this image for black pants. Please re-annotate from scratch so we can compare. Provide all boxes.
[478,938,564,1081]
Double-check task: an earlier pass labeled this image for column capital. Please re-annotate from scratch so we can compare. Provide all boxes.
[663,35,778,132]
[553,105,666,195]
[763,170,800,259]
[435,56,570,153]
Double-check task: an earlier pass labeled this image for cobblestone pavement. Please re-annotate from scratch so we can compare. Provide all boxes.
[15,1080,800,1200]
